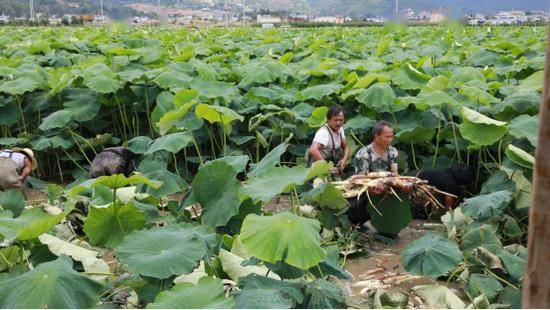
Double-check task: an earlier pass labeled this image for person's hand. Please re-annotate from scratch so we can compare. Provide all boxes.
[329,167,340,174]
[336,158,348,171]
[370,180,386,195]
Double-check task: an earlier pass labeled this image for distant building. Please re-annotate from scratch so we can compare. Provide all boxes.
[257,14,281,23]
[94,15,106,24]
[418,11,431,21]
[491,11,527,25]
[0,13,9,24]
[311,16,343,23]
[401,8,415,20]
[430,12,446,23]
[526,11,546,22]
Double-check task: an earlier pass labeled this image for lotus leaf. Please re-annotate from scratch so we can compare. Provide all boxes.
[461,190,513,221]
[0,190,25,217]
[412,284,465,308]
[240,212,325,269]
[401,233,462,277]
[505,144,534,169]
[0,256,103,308]
[145,132,193,154]
[116,225,206,278]
[192,160,242,227]
[0,208,65,241]
[148,276,234,308]
[84,202,147,247]
[507,114,539,146]
[460,107,507,146]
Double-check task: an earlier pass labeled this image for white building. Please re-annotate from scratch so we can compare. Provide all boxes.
[526,11,546,22]
[430,12,445,23]
[311,16,343,23]
[256,14,281,23]
[491,11,527,25]
[0,13,9,23]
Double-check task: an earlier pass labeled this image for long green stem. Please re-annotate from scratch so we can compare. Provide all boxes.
[16,96,27,133]
[432,119,441,167]
[447,112,462,164]
[62,149,87,174]
[410,141,419,170]
[172,152,180,176]
[114,95,128,141]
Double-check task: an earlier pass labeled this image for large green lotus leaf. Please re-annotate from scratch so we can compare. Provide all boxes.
[83,202,147,248]
[498,286,522,309]
[219,249,275,282]
[448,67,485,88]
[63,89,101,122]
[238,66,274,89]
[0,101,19,126]
[38,233,110,283]
[0,208,65,241]
[461,190,513,221]
[188,78,238,99]
[145,132,193,154]
[195,103,244,125]
[244,166,309,203]
[305,183,348,211]
[344,115,376,134]
[352,73,390,89]
[206,155,249,173]
[32,135,74,150]
[137,160,188,197]
[412,284,466,309]
[466,49,500,67]
[297,83,342,101]
[0,190,25,217]
[367,288,409,309]
[461,224,503,255]
[148,276,234,308]
[414,91,456,110]
[157,102,196,135]
[153,70,191,90]
[116,225,206,278]
[189,58,218,81]
[500,165,532,210]
[307,106,328,128]
[240,212,325,269]
[390,64,430,90]
[302,279,346,308]
[395,126,435,144]
[507,115,539,146]
[238,274,304,305]
[491,91,540,119]
[39,109,76,131]
[0,137,28,147]
[497,250,525,282]
[84,73,122,94]
[93,174,161,190]
[235,288,294,309]
[248,143,288,178]
[126,136,153,154]
[192,161,242,227]
[0,256,103,308]
[356,83,398,113]
[309,245,352,280]
[467,274,503,300]
[0,77,39,95]
[367,195,412,234]
[502,215,522,238]
[401,233,461,277]
[460,107,507,146]
[518,70,543,92]
[459,84,500,105]
[505,144,534,169]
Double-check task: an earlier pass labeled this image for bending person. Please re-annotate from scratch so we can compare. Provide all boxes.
[308,105,350,175]
[0,147,38,193]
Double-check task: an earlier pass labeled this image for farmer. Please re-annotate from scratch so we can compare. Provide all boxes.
[89,147,137,178]
[347,121,401,230]
[0,147,38,193]
[308,104,351,175]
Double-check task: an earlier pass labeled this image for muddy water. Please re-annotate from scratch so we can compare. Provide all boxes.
[342,220,467,308]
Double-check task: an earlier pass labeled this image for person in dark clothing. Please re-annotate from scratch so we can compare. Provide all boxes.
[89,147,137,178]
[410,165,475,218]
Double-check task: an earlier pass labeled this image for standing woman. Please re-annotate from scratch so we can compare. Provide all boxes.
[0,147,38,193]
[308,105,350,174]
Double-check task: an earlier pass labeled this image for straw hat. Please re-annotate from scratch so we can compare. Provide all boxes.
[12,147,38,170]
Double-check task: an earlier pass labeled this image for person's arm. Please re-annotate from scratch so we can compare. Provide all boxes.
[308,142,325,161]
[19,157,33,183]
[336,138,350,171]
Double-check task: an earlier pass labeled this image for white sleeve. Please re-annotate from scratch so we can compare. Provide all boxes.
[313,127,330,146]
[339,127,345,140]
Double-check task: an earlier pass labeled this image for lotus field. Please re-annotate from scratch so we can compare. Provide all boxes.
[0,25,545,308]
